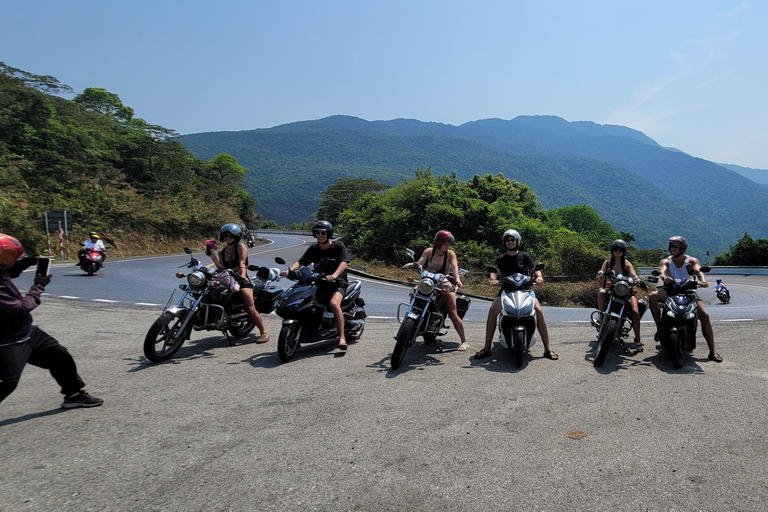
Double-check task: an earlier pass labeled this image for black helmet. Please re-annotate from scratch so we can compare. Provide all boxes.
[219,223,243,243]
[610,239,627,253]
[716,279,722,284]
[312,220,333,239]
[89,231,100,240]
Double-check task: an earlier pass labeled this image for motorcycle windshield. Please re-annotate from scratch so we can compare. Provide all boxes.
[279,283,316,307]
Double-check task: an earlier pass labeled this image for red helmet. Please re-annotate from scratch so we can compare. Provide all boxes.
[434,230,455,246]
[667,235,688,254]
[0,233,25,269]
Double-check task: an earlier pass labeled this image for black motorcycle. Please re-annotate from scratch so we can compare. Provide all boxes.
[647,265,711,368]
[273,257,366,362]
[391,249,470,369]
[590,270,648,366]
[143,248,283,362]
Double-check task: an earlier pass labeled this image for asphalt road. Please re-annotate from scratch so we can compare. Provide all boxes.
[1,296,767,510]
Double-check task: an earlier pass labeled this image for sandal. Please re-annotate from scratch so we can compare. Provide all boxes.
[634,339,644,352]
[543,350,559,361]
[255,333,270,343]
[654,331,662,342]
[474,348,492,360]
[457,342,470,352]
[708,352,723,363]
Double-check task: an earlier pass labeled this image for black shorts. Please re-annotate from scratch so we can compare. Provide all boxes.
[316,282,347,306]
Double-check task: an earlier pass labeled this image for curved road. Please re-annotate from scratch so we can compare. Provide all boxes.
[17,234,768,323]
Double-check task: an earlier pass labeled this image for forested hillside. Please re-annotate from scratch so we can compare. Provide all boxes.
[180,115,765,255]
[0,63,255,254]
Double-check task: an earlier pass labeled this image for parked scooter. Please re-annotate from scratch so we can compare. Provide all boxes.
[488,262,544,367]
[590,270,648,366]
[647,264,711,368]
[715,279,730,304]
[273,256,366,362]
[143,248,282,362]
[391,249,470,369]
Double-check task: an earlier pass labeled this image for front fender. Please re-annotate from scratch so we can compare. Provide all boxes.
[166,306,190,318]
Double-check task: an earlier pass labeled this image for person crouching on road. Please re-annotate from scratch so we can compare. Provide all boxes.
[0,233,103,408]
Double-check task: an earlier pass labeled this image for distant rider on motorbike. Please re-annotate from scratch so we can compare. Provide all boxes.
[206,223,269,343]
[78,232,106,267]
[404,230,470,352]
[474,229,558,361]
[715,279,730,301]
[596,239,643,351]
[648,236,722,362]
[282,221,351,350]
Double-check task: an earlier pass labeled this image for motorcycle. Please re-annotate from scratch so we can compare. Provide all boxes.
[273,256,366,362]
[488,262,545,367]
[143,248,283,363]
[590,270,648,366]
[246,231,256,248]
[647,264,711,368]
[391,249,470,369]
[79,244,104,276]
[715,280,730,304]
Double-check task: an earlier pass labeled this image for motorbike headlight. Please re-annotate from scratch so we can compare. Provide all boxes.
[187,271,207,288]
[684,311,696,320]
[613,281,630,297]
[666,309,676,318]
[418,278,435,295]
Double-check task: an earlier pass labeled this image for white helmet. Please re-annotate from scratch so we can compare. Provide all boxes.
[502,229,521,246]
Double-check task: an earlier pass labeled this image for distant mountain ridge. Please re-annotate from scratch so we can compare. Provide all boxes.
[180,115,768,255]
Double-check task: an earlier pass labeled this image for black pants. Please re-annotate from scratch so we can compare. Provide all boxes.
[0,326,85,402]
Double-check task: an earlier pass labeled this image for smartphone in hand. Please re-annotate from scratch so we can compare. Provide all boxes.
[36,257,51,277]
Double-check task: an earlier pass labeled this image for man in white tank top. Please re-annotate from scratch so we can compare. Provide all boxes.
[648,236,722,362]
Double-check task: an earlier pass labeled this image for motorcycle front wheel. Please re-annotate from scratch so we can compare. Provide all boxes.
[668,330,686,369]
[513,330,525,368]
[391,317,417,369]
[277,323,301,362]
[87,262,95,276]
[144,312,190,362]
[594,317,619,366]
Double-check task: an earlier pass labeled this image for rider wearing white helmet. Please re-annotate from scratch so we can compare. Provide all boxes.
[474,229,558,361]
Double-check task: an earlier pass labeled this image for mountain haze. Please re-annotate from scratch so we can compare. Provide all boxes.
[180,115,768,255]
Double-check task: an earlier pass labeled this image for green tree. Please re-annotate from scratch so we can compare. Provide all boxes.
[713,233,768,265]
[318,177,389,227]
[548,204,618,247]
[205,153,248,188]
[74,87,134,122]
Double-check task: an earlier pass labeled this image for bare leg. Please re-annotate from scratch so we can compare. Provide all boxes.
[240,288,267,338]
[483,297,502,351]
[697,301,720,360]
[330,291,347,348]
[534,299,557,359]
[444,292,468,347]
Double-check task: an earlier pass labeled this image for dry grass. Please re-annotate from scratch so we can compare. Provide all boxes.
[348,259,633,307]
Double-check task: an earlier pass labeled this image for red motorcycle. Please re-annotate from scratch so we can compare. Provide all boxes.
[79,245,104,276]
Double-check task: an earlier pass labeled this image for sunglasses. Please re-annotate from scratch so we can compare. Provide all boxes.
[504,237,517,242]
[224,234,235,239]
[313,230,328,236]
[612,247,625,252]
[669,243,681,249]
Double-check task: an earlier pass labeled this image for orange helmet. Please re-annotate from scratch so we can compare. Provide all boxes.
[0,233,25,269]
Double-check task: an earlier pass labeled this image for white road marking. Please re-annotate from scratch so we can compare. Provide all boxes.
[59,296,81,299]
[134,303,162,307]
[92,299,118,303]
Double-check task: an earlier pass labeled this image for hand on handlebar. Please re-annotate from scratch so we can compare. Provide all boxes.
[489,278,499,287]
[535,276,544,286]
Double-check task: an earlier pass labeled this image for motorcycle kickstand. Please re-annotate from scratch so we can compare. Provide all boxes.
[223,330,236,346]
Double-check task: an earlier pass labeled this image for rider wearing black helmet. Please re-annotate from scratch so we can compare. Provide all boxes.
[474,229,557,360]
[206,223,269,343]
[595,239,643,350]
[648,236,722,362]
[283,220,351,350]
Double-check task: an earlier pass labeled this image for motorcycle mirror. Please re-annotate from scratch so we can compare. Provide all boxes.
[405,248,415,261]
[486,266,499,274]
[79,242,85,246]
[275,257,286,265]
[184,247,192,254]
[534,262,545,271]
[458,268,469,277]
[651,270,660,276]
[247,264,260,271]
[699,266,711,273]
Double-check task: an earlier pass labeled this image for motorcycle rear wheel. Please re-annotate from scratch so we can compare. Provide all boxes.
[228,318,256,339]
[669,330,686,369]
[277,323,301,362]
[594,317,619,367]
[144,312,190,362]
[513,330,525,368]
[391,317,417,369]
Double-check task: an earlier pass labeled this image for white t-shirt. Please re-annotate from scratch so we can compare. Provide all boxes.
[84,239,105,251]
[667,255,691,281]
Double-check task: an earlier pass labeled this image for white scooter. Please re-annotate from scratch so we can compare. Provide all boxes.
[489,262,544,367]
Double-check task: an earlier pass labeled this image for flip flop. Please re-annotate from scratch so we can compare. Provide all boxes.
[457,342,470,352]
[543,350,559,361]
[474,348,492,359]
[338,342,348,351]
[708,352,723,363]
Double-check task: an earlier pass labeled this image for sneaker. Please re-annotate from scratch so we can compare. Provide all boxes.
[62,391,104,409]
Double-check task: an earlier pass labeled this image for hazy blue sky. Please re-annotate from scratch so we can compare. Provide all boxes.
[2,1,766,168]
